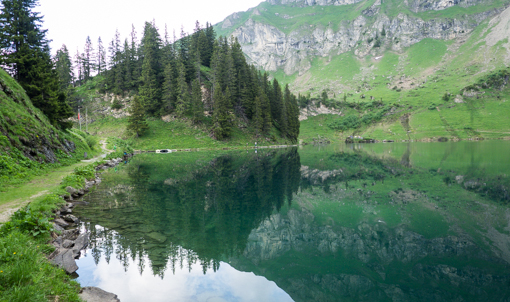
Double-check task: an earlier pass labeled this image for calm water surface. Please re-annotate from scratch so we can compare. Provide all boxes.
[73,140,510,302]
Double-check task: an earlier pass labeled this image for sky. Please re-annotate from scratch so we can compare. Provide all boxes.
[37,0,263,56]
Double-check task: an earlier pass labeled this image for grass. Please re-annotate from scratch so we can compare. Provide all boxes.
[0,231,81,301]
[0,149,109,300]
[87,115,297,151]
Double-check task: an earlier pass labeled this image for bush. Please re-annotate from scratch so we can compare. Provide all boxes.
[0,206,54,239]
[30,194,65,215]
[61,174,86,189]
[111,97,123,110]
[73,164,95,180]
[85,136,98,149]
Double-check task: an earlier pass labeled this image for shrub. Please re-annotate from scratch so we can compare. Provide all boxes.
[73,164,95,180]
[111,97,123,110]
[61,174,85,189]
[0,206,54,239]
[85,136,98,149]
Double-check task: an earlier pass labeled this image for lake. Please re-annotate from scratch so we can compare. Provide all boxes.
[73,140,510,302]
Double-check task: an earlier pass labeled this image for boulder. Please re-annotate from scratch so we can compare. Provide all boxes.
[51,249,78,274]
[79,287,120,302]
[62,229,80,241]
[66,186,78,195]
[62,239,74,249]
[72,233,90,258]
[52,236,63,248]
[147,232,167,243]
[63,214,79,224]
[54,218,69,228]
[52,222,65,232]
[60,206,72,215]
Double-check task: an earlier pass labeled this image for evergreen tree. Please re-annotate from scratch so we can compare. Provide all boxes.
[178,27,195,82]
[287,91,300,142]
[74,48,83,84]
[271,79,284,132]
[0,0,72,128]
[55,44,74,91]
[212,83,232,139]
[321,89,328,104]
[190,78,203,124]
[129,24,140,89]
[113,29,124,93]
[127,96,149,137]
[123,39,132,90]
[253,96,263,135]
[83,36,94,81]
[0,0,47,77]
[175,59,189,116]
[96,37,106,74]
[139,21,162,116]
[209,39,223,92]
[203,22,216,68]
[259,86,272,134]
[162,47,177,114]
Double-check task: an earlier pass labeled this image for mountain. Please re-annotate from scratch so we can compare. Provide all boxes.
[215,0,510,142]
[216,0,510,93]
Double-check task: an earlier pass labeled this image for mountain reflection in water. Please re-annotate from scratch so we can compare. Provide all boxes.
[74,141,510,302]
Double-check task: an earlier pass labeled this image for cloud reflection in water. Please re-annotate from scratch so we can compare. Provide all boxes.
[76,250,294,302]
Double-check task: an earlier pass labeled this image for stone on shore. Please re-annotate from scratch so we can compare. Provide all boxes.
[51,249,78,274]
[79,287,120,302]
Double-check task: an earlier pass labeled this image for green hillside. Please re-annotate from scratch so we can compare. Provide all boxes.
[215,0,510,142]
[0,68,98,191]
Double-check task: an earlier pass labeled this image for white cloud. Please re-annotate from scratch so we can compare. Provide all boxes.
[37,0,262,56]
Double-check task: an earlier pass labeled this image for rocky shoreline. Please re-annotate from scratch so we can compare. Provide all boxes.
[48,157,127,302]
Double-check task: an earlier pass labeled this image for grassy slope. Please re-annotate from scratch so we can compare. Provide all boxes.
[297,25,510,142]
[216,0,510,143]
[0,69,103,301]
[0,68,101,192]
[87,115,296,151]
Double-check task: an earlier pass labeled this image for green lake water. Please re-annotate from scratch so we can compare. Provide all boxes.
[73,140,510,302]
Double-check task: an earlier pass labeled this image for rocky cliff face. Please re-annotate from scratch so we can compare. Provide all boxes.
[221,0,507,76]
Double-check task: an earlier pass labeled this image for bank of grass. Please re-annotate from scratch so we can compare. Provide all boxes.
[0,129,101,194]
[0,163,99,301]
[89,115,296,151]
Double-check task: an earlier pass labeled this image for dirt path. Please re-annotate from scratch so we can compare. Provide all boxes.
[0,141,111,223]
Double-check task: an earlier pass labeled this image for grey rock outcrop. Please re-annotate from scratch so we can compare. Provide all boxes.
[79,287,120,302]
[225,0,506,76]
[51,249,78,274]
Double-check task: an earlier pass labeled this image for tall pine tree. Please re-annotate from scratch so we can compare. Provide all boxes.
[0,0,73,128]
[139,21,162,116]
[127,96,149,137]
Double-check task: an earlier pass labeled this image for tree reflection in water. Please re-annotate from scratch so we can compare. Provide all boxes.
[78,148,301,277]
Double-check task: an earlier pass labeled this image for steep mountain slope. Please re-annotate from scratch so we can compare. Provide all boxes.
[0,68,93,188]
[217,0,509,86]
[216,0,510,142]
[0,68,79,162]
